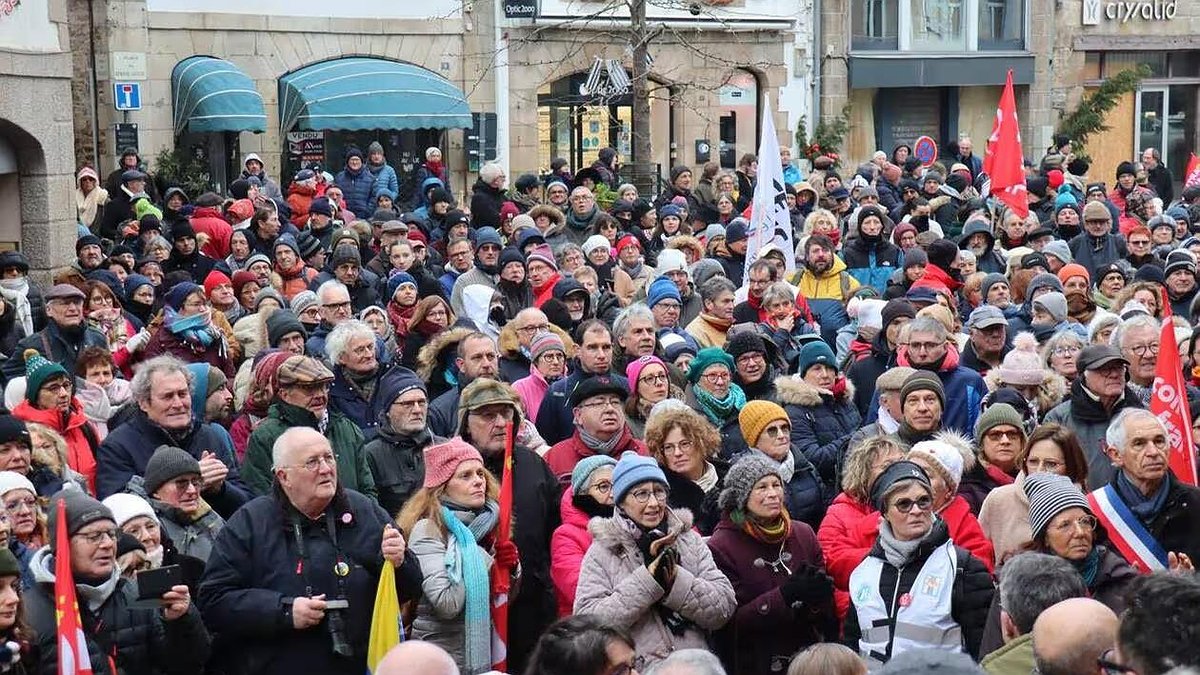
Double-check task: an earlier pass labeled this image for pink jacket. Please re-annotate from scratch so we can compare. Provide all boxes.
[512,365,551,422]
[550,489,592,617]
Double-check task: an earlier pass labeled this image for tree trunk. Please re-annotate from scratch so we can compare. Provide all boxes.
[628,0,656,196]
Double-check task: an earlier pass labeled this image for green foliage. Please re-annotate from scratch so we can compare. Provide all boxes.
[795,104,852,167]
[153,146,214,198]
[1055,64,1150,162]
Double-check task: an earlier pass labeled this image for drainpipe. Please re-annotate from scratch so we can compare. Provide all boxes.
[87,0,101,166]
[811,0,822,138]
[493,0,510,177]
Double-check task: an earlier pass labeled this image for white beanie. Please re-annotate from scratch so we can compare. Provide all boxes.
[101,493,158,528]
[655,249,688,276]
[909,441,965,491]
[0,471,34,499]
[582,235,611,256]
[850,297,886,332]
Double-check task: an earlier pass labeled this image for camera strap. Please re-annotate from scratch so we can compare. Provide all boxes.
[291,510,350,600]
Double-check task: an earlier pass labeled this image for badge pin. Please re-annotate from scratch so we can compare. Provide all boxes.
[899,593,912,608]
[334,561,350,577]
[341,513,353,524]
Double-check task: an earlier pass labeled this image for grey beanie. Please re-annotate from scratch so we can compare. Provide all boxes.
[47,489,114,551]
[143,445,202,496]
[718,454,783,514]
[290,290,319,317]
[1025,472,1091,539]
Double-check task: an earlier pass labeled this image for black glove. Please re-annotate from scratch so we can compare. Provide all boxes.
[780,563,834,607]
[653,546,679,588]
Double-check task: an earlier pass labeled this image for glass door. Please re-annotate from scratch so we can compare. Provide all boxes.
[1136,87,1167,169]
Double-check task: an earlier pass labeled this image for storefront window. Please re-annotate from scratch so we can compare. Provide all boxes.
[852,0,899,50]
[978,0,1023,50]
[909,0,966,51]
[1135,85,1197,187]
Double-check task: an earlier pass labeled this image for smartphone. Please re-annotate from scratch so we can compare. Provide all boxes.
[136,565,182,600]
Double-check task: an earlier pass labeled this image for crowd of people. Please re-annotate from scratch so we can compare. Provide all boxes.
[2,135,1197,675]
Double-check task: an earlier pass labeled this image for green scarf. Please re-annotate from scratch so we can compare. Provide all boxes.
[693,383,746,425]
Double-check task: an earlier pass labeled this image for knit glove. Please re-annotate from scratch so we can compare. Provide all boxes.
[780,563,834,607]
[493,539,520,571]
[126,329,151,353]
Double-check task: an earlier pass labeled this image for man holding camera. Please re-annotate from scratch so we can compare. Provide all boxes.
[198,427,421,675]
[24,489,210,675]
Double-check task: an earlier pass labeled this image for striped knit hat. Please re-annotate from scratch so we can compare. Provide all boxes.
[1025,472,1091,539]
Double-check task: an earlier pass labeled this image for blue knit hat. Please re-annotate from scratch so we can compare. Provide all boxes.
[571,455,618,496]
[123,273,152,303]
[474,227,503,251]
[611,451,668,504]
[164,281,202,311]
[387,270,417,300]
[798,341,837,376]
[658,204,683,220]
[646,276,681,309]
[686,347,734,384]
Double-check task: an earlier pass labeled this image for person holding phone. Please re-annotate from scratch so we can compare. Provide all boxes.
[574,451,736,668]
[23,489,210,675]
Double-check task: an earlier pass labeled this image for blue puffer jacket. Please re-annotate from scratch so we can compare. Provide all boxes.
[842,237,901,293]
[334,165,377,219]
[742,447,829,531]
[906,347,987,437]
[775,375,860,498]
[368,161,399,203]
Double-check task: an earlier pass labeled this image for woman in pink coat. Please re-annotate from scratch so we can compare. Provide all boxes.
[550,455,616,616]
[512,331,568,422]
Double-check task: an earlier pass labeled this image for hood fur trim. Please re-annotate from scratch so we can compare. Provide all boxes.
[774,373,856,406]
[983,368,1067,414]
[415,326,476,383]
[587,508,695,549]
[932,428,977,472]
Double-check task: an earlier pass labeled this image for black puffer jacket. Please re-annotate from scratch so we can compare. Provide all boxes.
[776,375,860,496]
[24,549,210,675]
[844,519,994,662]
[663,463,727,536]
[364,425,444,519]
[469,178,506,229]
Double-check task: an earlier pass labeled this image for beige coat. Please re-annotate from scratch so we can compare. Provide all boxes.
[978,472,1032,566]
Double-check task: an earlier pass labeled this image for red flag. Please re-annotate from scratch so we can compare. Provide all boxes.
[489,422,515,671]
[1186,153,1200,189]
[1153,292,1197,485]
[983,70,1028,218]
[55,498,94,675]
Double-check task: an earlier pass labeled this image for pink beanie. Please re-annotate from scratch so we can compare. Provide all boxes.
[422,437,484,489]
[626,354,666,387]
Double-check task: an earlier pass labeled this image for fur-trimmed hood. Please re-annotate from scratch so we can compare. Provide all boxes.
[931,428,978,474]
[774,374,856,406]
[529,204,566,237]
[497,321,577,360]
[414,325,476,383]
[587,507,694,550]
[983,367,1068,414]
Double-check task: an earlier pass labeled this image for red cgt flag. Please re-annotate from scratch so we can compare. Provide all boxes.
[1186,152,1200,189]
[55,498,94,675]
[489,422,515,672]
[983,70,1028,219]
[1152,295,1198,485]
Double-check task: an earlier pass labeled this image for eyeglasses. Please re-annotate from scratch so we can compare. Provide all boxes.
[3,497,36,512]
[170,477,204,492]
[639,373,668,385]
[517,323,550,335]
[182,300,208,311]
[1128,343,1159,357]
[290,382,330,395]
[762,423,792,438]
[701,371,731,384]
[1025,457,1064,473]
[654,301,681,311]
[579,397,622,410]
[607,656,646,675]
[322,300,352,311]
[627,486,668,504]
[286,453,339,472]
[985,428,1022,442]
[891,496,933,513]
[908,341,943,353]
[1051,514,1097,535]
[590,481,613,496]
[1129,239,1151,246]
[1052,345,1081,356]
[41,380,73,394]
[736,353,764,366]
[538,352,566,363]
[1085,218,1111,225]
[391,398,428,410]
[1097,649,1136,675]
[74,528,119,545]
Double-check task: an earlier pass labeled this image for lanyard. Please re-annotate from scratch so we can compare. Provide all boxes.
[292,510,350,599]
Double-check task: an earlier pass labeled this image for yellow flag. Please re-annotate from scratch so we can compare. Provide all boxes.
[366,562,401,673]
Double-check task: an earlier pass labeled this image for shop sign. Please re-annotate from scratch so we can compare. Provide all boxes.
[1082,0,1177,24]
[114,123,138,156]
[719,85,753,106]
[503,0,537,18]
[286,131,325,167]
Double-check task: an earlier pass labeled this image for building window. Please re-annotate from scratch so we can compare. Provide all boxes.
[851,0,1025,52]
[852,0,899,50]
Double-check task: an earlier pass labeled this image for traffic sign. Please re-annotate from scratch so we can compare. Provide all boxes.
[113,82,142,111]
[913,135,938,167]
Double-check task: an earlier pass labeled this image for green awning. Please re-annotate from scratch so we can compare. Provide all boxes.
[171,56,267,135]
[279,57,472,132]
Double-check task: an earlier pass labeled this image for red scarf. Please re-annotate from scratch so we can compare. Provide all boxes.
[533,273,562,308]
[983,463,1016,487]
[425,160,445,178]
[387,301,416,338]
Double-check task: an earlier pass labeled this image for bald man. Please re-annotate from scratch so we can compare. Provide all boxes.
[376,641,460,675]
[1031,598,1118,675]
[499,308,551,383]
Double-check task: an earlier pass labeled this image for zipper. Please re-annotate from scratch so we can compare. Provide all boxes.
[886,562,905,660]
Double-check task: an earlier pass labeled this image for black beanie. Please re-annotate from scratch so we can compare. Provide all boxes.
[266,309,307,347]
[927,240,959,271]
[143,446,201,496]
[172,220,196,241]
[75,235,102,255]
[725,331,767,361]
[881,299,917,330]
[229,179,252,200]
[47,489,114,550]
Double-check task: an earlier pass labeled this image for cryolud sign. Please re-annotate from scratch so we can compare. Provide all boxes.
[1082,0,1177,24]
[503,0,538,18]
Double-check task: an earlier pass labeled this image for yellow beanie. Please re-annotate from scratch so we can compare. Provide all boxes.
[738,400,789,447]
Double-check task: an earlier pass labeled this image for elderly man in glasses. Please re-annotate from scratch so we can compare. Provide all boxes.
[141,445,224,563]
[544,375,648,481]
[25,489,209,675]
[199,427,420,675]
[1,284,107,384]
[241,355,376,501]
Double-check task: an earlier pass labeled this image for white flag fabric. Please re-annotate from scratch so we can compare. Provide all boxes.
[744,95,797,279]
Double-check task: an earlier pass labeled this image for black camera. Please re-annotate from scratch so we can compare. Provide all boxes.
[324,599,352,657]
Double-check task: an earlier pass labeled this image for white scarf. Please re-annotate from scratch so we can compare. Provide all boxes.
[75,186,108,227]
[0,278,33,337]
[878,406,900,434]
[752,448,795,483]
[695,461,719,493]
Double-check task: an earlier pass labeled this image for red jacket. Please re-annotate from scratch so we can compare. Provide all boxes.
[543,426,647,481]
[910,262,962,294]
[286,182,316,227]
[12,400,97,494]
[189,207,233,260]
[939,494,996,573]
[816,492,877,619]
[550,489,592,616]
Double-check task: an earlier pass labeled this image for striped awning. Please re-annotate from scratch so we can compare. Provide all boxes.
[171,56,267,135]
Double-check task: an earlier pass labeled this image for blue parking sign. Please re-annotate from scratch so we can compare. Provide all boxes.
[114,82,142,111]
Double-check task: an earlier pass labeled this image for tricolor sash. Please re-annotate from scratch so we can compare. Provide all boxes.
[1088,484,1168,574]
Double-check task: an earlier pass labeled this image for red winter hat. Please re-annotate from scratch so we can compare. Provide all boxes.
[1046,169,1064,189]
[231,270,259,297]
[406,229,428,246]
[617,235,641,252]
[422,437,484,489]
[203,270,232,298]
[226,199,255,223]
[499,201,520,222]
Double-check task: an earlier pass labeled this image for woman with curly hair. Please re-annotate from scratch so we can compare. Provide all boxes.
[643,405,726,536]
[1113,280,1163,318]
[816,435,905,618]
